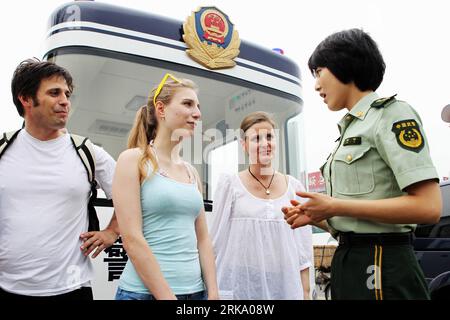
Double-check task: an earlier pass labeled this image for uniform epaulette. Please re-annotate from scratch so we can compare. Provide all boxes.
[371,94,397,108]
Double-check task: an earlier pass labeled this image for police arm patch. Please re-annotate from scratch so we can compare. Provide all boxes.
[391,119,424,152]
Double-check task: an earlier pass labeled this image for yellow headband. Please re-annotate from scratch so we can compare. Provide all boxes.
[152,73,181,107]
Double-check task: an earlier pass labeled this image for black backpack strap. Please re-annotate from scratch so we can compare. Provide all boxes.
[70,134,100,232]
[70,134,95,183]
[0,130,21,160]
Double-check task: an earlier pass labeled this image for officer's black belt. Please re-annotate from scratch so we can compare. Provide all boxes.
[337,232,414,246]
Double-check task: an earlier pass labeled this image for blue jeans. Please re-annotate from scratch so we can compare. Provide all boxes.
[115,287,207,300]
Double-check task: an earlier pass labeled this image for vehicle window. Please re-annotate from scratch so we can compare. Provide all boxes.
[49,51,303,201]
[208,140,239,200]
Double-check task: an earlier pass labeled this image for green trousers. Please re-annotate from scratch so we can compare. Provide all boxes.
[330,244,430,300]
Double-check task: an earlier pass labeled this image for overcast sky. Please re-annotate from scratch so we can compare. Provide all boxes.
[1,0,449,178]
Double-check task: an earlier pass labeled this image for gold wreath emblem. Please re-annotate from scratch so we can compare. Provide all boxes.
[392,119,425,153]
[399,128,423,148]
[183,8,240,69]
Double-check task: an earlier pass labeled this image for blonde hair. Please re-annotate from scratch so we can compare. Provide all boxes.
[127,76,198,183]
[240,111,276,139]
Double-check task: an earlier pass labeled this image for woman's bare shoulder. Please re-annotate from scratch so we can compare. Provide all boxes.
[117,147,143,163]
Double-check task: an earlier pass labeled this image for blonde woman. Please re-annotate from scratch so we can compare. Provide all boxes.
[113,74,218,300]
[210,111,313,300]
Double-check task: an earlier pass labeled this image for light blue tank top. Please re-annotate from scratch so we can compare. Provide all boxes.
[119,162,205,295]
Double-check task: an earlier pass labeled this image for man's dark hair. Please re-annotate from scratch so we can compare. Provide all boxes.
[308,28,386,91]
[11,58,74,117]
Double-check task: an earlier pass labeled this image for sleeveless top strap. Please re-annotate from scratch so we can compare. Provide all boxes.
[149,140,195,184]
[183,161,197,184]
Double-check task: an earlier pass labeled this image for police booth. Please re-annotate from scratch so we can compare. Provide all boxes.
[45,1,307,299]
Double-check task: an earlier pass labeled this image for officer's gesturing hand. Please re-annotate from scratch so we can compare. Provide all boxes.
[282,199,313,228]
[295,191,335,222]
[282,191,336,229]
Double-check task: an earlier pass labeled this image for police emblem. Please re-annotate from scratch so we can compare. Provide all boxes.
[183,7,240,69]
[391,119,424,152]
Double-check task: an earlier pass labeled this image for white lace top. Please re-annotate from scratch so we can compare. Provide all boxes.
[210,173,313,300]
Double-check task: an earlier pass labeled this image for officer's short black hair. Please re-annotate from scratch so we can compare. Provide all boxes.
[308,28,386,91]
[11,58,74,117]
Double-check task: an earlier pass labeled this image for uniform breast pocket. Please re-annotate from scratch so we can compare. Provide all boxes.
[333,144,375,195]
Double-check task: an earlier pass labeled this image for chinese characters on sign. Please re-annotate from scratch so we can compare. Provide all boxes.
[308,171,326,193]
[103,237,128,281]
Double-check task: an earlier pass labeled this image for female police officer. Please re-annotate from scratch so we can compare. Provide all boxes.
[283,29,442,300]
